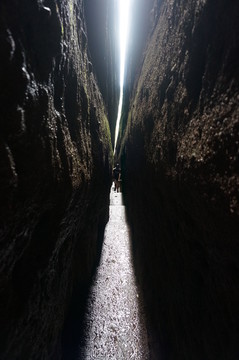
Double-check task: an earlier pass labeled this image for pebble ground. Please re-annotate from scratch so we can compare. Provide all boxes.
[79,189,149,359]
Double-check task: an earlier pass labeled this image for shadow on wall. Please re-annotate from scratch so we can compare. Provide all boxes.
[120,0,239,359]
[61,212,107,360]
[0,0,113,358]
[123,148,239,360]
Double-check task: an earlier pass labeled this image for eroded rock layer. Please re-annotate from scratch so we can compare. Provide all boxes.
[0,0,112,359]
[121,0,239,359]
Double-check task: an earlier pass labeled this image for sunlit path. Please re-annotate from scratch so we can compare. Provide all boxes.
[79,189,149,359]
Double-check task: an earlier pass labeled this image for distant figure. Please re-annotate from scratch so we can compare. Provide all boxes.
[113,163,121,192]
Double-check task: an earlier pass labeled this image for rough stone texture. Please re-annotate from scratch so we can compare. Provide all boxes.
[120,0,239,359]
[0,0,112,359]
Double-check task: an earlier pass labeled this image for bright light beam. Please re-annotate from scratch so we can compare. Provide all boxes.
[114,0,131,153]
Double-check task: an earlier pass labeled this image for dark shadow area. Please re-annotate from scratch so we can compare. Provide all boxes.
[121,144,239,360]
[61,217,107,360]
[61,281,90,360]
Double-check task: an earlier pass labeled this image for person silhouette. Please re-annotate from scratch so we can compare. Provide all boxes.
[112,163,121,192]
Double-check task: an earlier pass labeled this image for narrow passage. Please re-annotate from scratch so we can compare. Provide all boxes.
[79,189,149,359]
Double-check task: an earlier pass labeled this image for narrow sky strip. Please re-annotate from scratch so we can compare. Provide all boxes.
[114,0,131,153]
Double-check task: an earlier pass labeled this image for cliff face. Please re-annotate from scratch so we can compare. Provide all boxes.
[0,0,112,359]
[85,0,119,146]
[121,0,239,359]
[117,0,157,149]
[116,0,161,153]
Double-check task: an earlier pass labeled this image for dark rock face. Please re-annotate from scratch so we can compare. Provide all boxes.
[0,0,112,359]
[85,0,119,145]
[121,0,239,359]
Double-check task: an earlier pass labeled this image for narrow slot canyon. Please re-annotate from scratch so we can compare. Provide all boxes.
[62,189,149,360]
[1,1,239,360]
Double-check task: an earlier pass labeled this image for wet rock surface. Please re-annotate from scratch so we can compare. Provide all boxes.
[79,190,149,360]
[120,0,239,359]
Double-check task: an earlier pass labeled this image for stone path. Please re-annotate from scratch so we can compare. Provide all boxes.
[79,189,149,359]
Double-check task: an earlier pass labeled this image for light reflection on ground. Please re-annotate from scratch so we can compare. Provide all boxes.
[79,189,149,359]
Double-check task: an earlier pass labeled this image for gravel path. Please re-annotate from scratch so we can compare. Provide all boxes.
[79,189,149,359]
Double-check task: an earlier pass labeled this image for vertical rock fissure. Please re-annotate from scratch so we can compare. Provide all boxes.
[1,0,239,359]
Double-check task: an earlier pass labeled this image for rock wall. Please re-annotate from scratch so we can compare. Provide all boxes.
[117,0,157,148]
[85,0,119,146]
[121,0,239,359]
[0,0,112,359]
